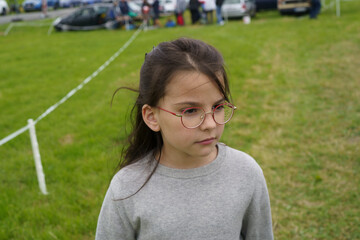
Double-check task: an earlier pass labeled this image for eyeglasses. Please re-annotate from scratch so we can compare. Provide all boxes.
[158,102,237,129]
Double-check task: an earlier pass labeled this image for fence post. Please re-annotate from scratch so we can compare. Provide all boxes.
[336,0,341,17]
[28,119,48,195]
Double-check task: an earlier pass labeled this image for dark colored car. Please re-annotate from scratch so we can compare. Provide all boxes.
[255,0,276,10]
[53,3,141,31]
[278,0,310,14]
[53,4,110,31]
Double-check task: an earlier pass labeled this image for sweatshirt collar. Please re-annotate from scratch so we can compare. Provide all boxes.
[154,143,226,179]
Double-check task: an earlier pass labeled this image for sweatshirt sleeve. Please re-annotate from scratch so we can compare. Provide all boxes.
[241,170,274,240]
[95,185,136,240]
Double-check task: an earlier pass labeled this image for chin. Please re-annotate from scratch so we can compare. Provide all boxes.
[195,144,218,157]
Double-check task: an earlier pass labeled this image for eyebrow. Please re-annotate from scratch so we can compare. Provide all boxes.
[173,98,226,107]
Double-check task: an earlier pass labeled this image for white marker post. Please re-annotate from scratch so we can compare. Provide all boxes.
[336,0,341,17]
[28,119,48,195]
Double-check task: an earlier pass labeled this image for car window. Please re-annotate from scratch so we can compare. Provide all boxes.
[96,6,109,14]
[224,0,241,4]
[80,8,95,17]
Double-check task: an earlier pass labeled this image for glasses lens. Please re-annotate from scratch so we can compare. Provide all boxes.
[214,103,234,124]
[181,107,204,128]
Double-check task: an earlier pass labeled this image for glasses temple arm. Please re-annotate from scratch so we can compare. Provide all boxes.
[158,107,182,117]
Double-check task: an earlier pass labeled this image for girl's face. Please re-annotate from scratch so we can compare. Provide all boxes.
[155,71,226,168]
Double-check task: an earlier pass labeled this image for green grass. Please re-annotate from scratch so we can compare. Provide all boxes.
[1,3,359,239]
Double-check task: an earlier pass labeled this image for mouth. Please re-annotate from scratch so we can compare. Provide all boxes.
[196,137,216,145]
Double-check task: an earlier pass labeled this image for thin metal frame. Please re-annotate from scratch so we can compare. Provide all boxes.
[158,103,237,129]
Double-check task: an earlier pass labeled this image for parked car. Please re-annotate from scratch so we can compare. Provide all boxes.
[221,0,256,18]
[278,0,310,14]
[159,0,176,14]
[53,4,109,30]
[22,0,59,11]
[59,0,81,8]
[53,3,141,31]
[255,0,276,10]
[0,0,10,15]
[80,0,101,5]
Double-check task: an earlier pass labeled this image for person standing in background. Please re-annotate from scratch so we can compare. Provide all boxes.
[309,0,321,19]
[175,0,187,26]
[142,0,151,26]
[203,0,216,24]
[119,0,131,29]
[215,0,224,25]
[152,0,161,27]
[189,0,201,24]
[106,0,122,29]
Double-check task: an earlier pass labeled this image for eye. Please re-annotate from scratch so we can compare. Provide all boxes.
[213,103,225,111]
[182,107,199,115]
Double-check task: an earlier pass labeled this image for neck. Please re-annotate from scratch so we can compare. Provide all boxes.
[157,145,218,169]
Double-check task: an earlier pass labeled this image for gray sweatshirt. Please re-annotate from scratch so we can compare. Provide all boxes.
[96,143,273,240]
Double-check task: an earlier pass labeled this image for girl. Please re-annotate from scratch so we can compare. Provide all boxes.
[141,0,151,27]
[96,38,273,240]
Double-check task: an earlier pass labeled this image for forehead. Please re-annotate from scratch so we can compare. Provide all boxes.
[163,71,224,103]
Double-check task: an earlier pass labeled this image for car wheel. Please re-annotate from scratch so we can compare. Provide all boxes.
[1,7,6,15]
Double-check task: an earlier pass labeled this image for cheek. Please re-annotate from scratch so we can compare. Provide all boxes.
[160,121,195,143]
[218,125,225,137]
[158,116,185,136]
[218,125,225,134]
[167,125,193,140]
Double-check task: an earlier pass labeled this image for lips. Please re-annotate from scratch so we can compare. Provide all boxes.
[196,137,216,145]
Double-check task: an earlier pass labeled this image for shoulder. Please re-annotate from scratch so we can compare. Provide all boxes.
[108,156,154,199]
[220,144,264,179]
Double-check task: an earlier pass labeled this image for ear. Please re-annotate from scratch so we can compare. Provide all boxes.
[142,104,161,132]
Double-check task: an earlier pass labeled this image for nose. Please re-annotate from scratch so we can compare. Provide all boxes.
[199,111,217,130]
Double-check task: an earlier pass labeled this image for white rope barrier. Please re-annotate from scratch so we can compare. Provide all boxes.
[0,125,30,146]
[47,23,54,35]
[4,22,52,36]
[4,23,14,36]
[0,24,143,147]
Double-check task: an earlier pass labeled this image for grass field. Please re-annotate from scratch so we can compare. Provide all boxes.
[0,2,359,239]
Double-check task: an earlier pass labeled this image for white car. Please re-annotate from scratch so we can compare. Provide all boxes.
[159,0,176,14]
[222,0,256,18]
[0,0,9,15]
